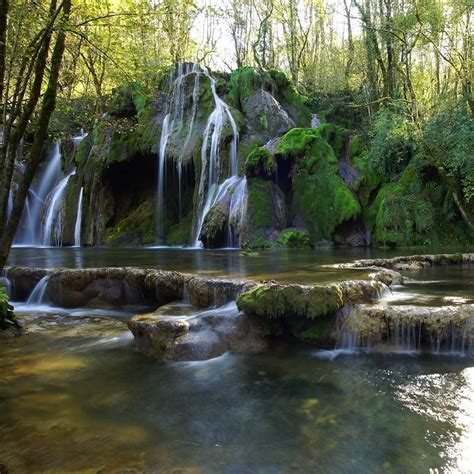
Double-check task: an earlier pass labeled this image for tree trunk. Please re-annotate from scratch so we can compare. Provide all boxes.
[0,0,72,272]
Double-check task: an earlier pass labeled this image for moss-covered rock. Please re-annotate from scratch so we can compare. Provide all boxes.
[236,282,344,319]
[276,128,361,243]
[244,147,276,179]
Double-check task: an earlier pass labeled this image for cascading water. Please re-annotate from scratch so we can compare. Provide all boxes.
[156,63,198,241]
[192,69,240,247]
[72,129,88,147]
[74,187,84,247]
[26,275,51,305]
[14,142,62,245]
[155,63,243,247]
[42,170,76,246]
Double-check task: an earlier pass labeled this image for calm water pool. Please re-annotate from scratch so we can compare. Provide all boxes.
[1,309,474,473]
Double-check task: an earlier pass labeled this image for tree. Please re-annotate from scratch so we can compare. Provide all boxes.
[0,0,72,271]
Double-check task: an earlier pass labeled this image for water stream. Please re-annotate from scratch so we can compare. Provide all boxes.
[42,170,76,246]
[74,187,84,247]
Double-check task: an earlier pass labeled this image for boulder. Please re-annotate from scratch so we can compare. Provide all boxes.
[128,303,267,361]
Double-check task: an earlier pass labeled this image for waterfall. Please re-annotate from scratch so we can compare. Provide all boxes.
[74,187,84,247]
[157,114,171,241]
[156,63,201,241]
[72,129,88,147]
[192,69,239,247]
[14,142,62,246]
[26,275,51,305]
[42,170,76,246]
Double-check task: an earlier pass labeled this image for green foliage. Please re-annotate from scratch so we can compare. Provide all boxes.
[244,147,276,179]
[368,105,416,178]
[236,283,343,319]
[0,286,20,334]
[108,83,152,117]
[277,229,311,248]
[422,101,474,203]
[49,96,97,138]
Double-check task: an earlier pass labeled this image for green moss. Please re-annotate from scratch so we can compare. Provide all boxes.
[353,154,382,207]
[366,183,436,247]
[350,135,366,159]
[314,123,349,159]
[245,147,276,179]
[106,198,155,245]
[277,229,311,248]
[236,283,343,319]
[108,83,151,117]
[247,178,275,228]
[276,128,361,243]
[276,127,320,157]
[166,213,193,245]
[229,67,261,108]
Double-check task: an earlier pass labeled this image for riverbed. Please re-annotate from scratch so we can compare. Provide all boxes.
[1,246,474,472]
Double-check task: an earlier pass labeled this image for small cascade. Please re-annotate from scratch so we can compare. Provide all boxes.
[26,275,51,305]
[42,170,76,246]
[72,129,88,147]
[14,142,62,245]
[74,187,84,247]
[335,304,474,356]
[193,69,240,246]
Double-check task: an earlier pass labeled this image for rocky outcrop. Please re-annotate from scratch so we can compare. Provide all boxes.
[236,279,388,320]
[334,303,474,353]
[336,253,474,271]
[128,302,267,361]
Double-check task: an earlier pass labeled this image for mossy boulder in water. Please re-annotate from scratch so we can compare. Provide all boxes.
[237,283,344,319]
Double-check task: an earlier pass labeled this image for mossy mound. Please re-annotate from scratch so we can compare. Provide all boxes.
[365,155,472,247]
[236,282,344,319]
[229,67,311,126]
[244,147,276,179]
[276,128,361,243]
